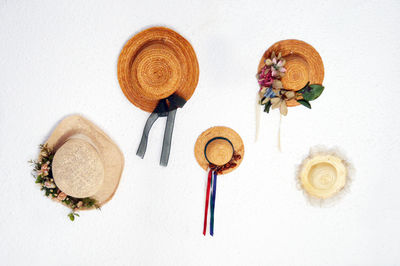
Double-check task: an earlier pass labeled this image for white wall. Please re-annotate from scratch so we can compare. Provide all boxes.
[1,0,399,265]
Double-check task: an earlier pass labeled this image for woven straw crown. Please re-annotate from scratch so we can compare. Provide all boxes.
[118,27,199,112]
[45,115,124,208]
[194,127,244,175]
[299,154,347,199]
[258,39,324,107]
[52,134,104,198]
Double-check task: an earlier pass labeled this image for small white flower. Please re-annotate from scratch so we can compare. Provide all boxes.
[44,181,56,189]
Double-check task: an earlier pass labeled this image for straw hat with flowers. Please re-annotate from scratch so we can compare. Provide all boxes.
[30,115,124,220]
[255,40,326,148]
[257,39,325,116]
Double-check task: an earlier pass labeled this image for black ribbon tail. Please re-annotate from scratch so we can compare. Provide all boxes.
[160,109,177,166]
[136,112,159,159]
[136,93,185,166]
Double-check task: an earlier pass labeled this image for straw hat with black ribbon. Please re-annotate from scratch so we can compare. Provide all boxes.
[255,40,325,146]
[31,115,124,219]
[296,146,353,206]
[194,126,244,236]
[118,26,199,166]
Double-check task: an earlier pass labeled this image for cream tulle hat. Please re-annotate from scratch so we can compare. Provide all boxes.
[297,147,353,204]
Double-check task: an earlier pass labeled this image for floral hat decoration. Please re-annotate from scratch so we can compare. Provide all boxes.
[118,27,199,166]
[30,115,124,220]
[256,40,325,143]
[296,146,353,206]
[194,126,244,236]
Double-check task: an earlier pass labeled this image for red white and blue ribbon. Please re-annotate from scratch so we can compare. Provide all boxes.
[203,169,218,236]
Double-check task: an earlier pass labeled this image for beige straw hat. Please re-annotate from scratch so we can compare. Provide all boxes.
[118,26,199,113]
[45,115,124,208]
[298,149,349,199]
[258,39,324,107]
[194,127,244,175]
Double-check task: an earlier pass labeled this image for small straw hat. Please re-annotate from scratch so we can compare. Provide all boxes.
[45,115,124,208]
[195,126,244,236]
[297,147,352,200]
[118,26,199,112]
[258,39,324,107]
[194,126,244,175]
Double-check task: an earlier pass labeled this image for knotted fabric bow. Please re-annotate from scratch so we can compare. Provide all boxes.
[136,93,186,166]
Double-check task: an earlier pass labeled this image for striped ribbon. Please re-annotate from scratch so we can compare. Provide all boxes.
[203,169,218,236]
[203,170,212,235]
[210,171,217,236]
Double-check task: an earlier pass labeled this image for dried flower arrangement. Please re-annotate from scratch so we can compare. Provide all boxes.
[29,144,99,221]
[257,52,324,116]
[208,152,241,175]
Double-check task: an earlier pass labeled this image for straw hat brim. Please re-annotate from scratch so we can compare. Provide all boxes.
[299,154,347,199]
[118,27,199,113]
[45,115,124,208]
[194,126,244,175]
[258,39,324,107]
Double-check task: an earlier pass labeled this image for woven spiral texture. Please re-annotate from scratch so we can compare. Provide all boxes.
[53,136,104,198]
[194,126,244,175]
[205,139,234,166]
[118,27,199,112]
[298,153,347,199]
[258,39,324,107]
[45,115,124,208]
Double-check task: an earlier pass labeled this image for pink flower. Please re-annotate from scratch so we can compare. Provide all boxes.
[44,181,56,189]
[38,161,50,177]
[57,192,67,201]
[270,57,286,77]
[258,67,273,88]
[264,52,287,78]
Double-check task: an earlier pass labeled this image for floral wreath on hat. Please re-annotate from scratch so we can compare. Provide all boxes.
[257,52,324,116]
[29,144,99,221]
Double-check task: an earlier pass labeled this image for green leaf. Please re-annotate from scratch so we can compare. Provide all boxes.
[298,99,312,109]
[264,101,272,113]
[68,213,75,221]
[35,176,43,183]
[302,84,324,101]
[74,213,80,217]
[82,197,96,207]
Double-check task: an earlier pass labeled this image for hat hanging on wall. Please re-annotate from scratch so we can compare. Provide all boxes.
[255,40,325,146]
[194,126,244,236]
[118,26,199,166]
[296,146,353,206]
[29,115,124,220]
